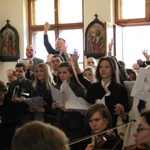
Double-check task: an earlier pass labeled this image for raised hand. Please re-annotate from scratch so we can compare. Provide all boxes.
[71,53,79,62]
[44,22,51,34]
[142,49,150,61]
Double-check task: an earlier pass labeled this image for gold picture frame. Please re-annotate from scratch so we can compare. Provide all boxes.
[84,14,106,59]
[0,19,20,61]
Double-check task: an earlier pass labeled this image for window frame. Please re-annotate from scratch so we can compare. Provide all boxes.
[28,0,84,46]
[115,0,150,26]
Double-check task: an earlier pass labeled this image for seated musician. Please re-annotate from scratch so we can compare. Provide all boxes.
[85,103,122,150]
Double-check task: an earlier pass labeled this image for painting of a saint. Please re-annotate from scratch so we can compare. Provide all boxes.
[1,29,16,56]
[0,20,19,61]
[87,23,105,53]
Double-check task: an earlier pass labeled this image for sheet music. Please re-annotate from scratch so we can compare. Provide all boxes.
[51,85,64,106]
[23,96,47,108]
[51,80,91,111]
[60,80,77,104]
[131,68,150,102]
[65,97,91,111]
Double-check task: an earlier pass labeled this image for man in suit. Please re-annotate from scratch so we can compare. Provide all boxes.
[18,44,44,81]
[7,63,33,127]
[25,44,44,71]
[7,63,33,100]
[44,22,71,62]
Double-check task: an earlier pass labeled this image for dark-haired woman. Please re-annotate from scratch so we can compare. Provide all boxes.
[52,62,87,150]
[86,56,129,127]
[86,56,130,148]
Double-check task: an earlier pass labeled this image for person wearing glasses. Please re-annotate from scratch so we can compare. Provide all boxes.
[50,54,64,83]
[133,110,150,149]
[44,22,71,62]
[18,44,44,81]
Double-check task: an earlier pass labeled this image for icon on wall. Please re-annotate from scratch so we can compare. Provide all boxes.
[84,14,106,59]
[0,19,20,61]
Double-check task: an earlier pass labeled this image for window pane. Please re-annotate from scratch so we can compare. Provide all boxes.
[122,0,145,19]
[32,0,55,25]
[58,0,82,23]
[122,26,150,68]
[59,29,83,62]
[32,31,55,61]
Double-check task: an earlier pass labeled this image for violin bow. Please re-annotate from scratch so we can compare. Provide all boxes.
[69,119,136,146]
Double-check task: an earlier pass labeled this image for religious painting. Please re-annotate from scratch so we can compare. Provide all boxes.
[0,19,20,61]
[84,14,106,59]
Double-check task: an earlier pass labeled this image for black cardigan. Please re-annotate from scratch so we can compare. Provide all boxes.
[86,80,129,127]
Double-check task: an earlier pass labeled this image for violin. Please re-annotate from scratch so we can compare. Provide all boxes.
[124,144,148,150]
[69,120,135,146]
[93,130,115,149]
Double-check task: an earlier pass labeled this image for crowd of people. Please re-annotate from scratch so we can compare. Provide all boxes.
[0,22,150,150]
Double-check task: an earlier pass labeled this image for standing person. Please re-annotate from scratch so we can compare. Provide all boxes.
[52,62,86,150]
[132,63,140,74]
[111,58,131,84]
[7,63,33,100]
[44,22,71,61]
[24,44,44,72]
[18,44,44,81]
[29,63,55,124]
[11,121,70,150]
[83,66,96,83]
[6,69,17,87]
[85,103,122,150]
[86,56,129,128]
[50,54,64,83]
[87,57,97,69]
[6,63,33,127]
[126,68,137,81]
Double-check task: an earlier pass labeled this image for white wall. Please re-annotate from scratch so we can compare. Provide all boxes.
[0,0,28,82]
[0,0,114,83]
[84,0,114,65]
[84,0,114,29]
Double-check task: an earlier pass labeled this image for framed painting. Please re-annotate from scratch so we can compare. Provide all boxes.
[0,19,20,61]
[84,14,106,59]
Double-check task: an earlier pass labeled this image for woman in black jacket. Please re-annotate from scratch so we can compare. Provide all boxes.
[86,56,129,127]
[52,62,87,150]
